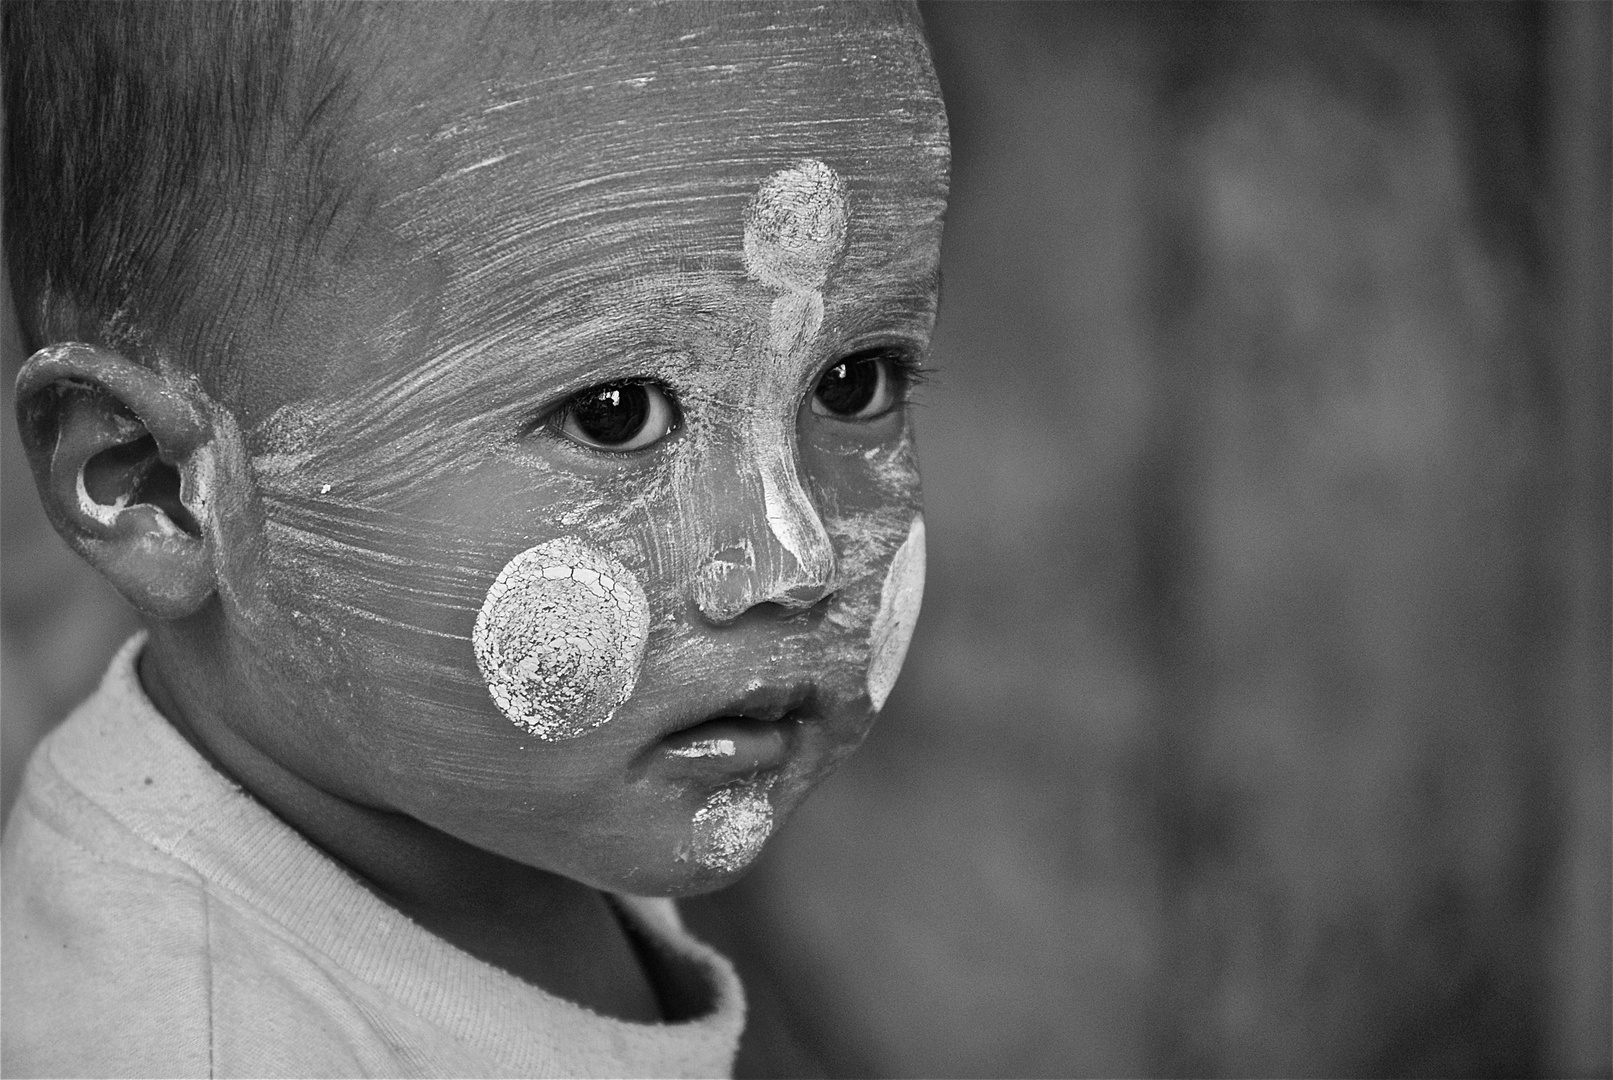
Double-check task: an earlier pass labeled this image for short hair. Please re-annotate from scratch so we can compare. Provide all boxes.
[5,0,368,379]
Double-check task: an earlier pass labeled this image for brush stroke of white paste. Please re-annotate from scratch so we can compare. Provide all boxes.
[473,537,650,740]
[866,514,927,711]
[743,160,849,567]
[690,781,774,872]
[757,454,824,574]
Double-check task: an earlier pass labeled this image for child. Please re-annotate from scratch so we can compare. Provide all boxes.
[1,1,946,1075]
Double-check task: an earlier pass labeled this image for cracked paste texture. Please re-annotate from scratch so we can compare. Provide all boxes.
[691,782,775,872]
[474,537,650,740]
[867,514,926,711]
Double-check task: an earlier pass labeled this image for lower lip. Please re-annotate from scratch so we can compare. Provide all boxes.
[659,716,790,773]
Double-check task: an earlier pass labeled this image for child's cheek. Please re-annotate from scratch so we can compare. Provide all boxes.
[472,537,651,740]
[810,432,925,709]
[866,513,926,710]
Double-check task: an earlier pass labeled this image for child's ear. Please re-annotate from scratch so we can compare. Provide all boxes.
[14,342,216,619]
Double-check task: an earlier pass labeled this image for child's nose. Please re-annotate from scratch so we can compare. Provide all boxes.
[692,434,837,625]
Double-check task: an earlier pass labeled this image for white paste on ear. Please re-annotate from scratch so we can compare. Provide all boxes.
[473,537,650,740]
[866,514,926,711]
[690,780,774,872]
[76,468,129,528]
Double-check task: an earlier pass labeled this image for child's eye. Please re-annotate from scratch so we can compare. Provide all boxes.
[554,381,679,452]
[811,349,906,420]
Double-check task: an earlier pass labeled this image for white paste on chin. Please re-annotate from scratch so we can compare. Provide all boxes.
[866,514,927,711]
[473,537,650,740]
[690,782,775,872]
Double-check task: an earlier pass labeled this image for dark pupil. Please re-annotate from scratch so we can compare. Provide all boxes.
[573,384,649,445]
[816,358,878,415]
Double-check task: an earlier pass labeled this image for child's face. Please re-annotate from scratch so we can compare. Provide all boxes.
[207,3,946,894]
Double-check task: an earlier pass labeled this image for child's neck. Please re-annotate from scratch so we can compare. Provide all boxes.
[138,638,664,1023]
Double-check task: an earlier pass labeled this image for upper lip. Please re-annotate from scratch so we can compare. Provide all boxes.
[660,681,816,738]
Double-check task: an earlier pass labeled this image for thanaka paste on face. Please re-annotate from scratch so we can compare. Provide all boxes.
[742,159,848,575]
[689,779,775,872]
[867,513,926,711]
[744,159,848,353]
[207,4,946,892]
[473,537,650,740]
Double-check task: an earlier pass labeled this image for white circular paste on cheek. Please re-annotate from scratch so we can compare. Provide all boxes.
[473,537,651,741]
[866,514,927,711]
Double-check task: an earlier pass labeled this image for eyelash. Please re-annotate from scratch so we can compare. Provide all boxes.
[809,346,930,421]
[520,348,930,451]
[856,347,927,384]
[521,380,681,452]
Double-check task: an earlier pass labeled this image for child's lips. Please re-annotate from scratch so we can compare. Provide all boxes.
[659,715,790,772]
[653,682,812,774]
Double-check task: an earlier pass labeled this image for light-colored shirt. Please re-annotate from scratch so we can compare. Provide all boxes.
[2,634,744,1079]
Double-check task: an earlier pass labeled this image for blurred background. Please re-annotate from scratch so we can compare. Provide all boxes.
[4,2,1608,1077]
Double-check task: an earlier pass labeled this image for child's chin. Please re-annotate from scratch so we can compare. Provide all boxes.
[601,837,775,898]
[587,769,792,897]
[621,859,767,900]
[603,825,779,898]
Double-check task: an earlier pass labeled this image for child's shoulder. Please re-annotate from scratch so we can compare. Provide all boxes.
[0,636,461,1075]
[7,634,235,862]
[2,636,216,1077]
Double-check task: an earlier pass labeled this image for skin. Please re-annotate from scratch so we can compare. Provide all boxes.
[15,1,947,1020]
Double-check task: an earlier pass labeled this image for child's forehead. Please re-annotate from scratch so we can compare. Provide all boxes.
[367,2,943,133]
[374,9,943,307]
[363,3,947,201]
[242,3,947,428]
[385,10,941,230]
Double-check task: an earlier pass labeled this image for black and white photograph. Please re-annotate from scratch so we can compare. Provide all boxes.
[2,3,1608,1077]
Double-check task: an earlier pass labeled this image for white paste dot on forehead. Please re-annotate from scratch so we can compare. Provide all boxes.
[690,781,775,872]
[743,159,850,294]
[473,537,650,741]
[739,160,851,572]
[866,514,926,711]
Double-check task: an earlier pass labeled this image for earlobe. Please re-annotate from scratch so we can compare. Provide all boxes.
[15,343,217,619]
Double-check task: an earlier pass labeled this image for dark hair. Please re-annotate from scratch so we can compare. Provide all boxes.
[4,0,367,377]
